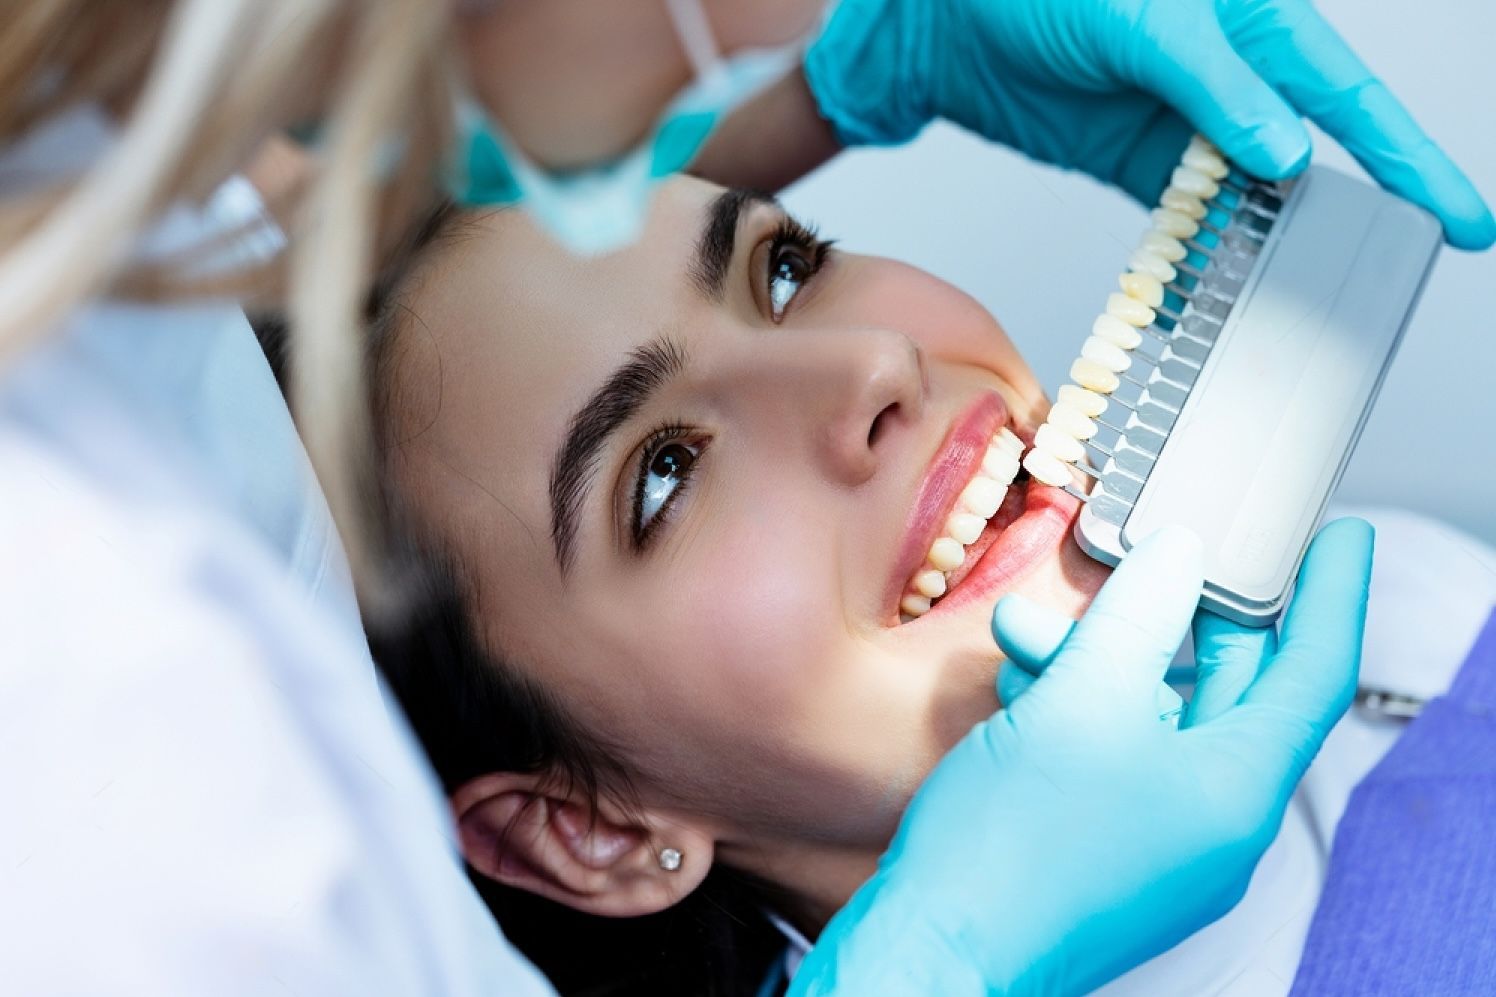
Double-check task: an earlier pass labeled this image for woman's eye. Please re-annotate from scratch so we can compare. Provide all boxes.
[634,438,701,545]
[768,244,816,320]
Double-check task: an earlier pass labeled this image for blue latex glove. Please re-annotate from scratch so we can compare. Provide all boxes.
[791,519,1373,996]
[805,0,1495,250]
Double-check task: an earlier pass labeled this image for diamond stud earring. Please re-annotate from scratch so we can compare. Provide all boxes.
[658,847,683,872]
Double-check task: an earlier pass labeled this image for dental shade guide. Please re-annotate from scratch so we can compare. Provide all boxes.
[1022,134,1441,626]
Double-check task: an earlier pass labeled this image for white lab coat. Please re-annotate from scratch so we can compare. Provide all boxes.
[0,107,552,996]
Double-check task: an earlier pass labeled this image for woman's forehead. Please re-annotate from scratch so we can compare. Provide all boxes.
[390,178,722,571]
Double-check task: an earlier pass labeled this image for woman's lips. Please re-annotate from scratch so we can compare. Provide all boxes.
[924,479,1082,618]
[884,392,1010,621]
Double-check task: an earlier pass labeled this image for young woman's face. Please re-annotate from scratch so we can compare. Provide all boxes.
[389,177,1108,888]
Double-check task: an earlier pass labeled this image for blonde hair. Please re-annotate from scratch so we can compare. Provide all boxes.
[0,0,455,608]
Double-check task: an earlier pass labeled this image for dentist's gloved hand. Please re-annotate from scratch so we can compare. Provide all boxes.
[791,519,1373,997]
[805,0,1495,250]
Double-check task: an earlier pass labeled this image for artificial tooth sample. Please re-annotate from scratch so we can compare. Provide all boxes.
[946,511,986,545]
[1119,271,1164,308]
[913,568,947,599]
[1093,313,1143,350]
[1058,384,1108,418]
[1170,165,1219,199]
[1046,402,1096,440]
[1129,249,1176,283]
[928,536,966,571]
[1182,143,1228,179]
[1160,187,1206,219]
[960,475,1005,519]
[1140,231,1187,262]
[901,593,931,618]
[1070,357,1120,394]
[1035,424,1085,463]
[1106,292,1155,328]
[1081,335,1131,373]
[1023,446,1075,487]
[1151,208,1200,239]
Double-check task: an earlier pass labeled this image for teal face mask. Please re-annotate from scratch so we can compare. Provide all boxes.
[446,0,800,255]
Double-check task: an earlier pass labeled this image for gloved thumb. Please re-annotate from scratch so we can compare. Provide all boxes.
[992,594,1075,676]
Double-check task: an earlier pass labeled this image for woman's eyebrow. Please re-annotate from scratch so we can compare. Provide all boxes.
[548,335,689,576]
[690,187,778,301]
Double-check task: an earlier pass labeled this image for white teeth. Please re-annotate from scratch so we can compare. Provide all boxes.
[927,536,966,571]
[1182,144,1228,180]
[995,427,1024,456]
[901,593,932,618]
[1106,292,1156,328]
[913,568,947,599]
[1035,423,1085,463]
[946,511,986,545]
[1081,335,1131,373]
[1058,384,1107,418]
[1092,313,1143,350]
[1022,446,1074,487]
[1170,165,1219,199]
[1046,401,1096,440]
[1119,271,1164,308]
[1140,231,1187,262]
[981,444,1020,483]
[959,474,1005,519]
[1151,208,1200,239]
[1070,356,1120,394]
[1129,249,1177,283]
[1160,187,1207,220]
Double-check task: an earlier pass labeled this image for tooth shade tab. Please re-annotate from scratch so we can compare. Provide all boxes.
[1023,446,1074,487]
[1129,250,1177,283]
[1160,187,1207,220]
[1071,357,1120,393]
[1170,165,1220,198]
[1106,292,1156,328]
[1035,423,1086,463]
[959,475,1005,518]
[1082,335,1131,373]
[982,445,1020,484]
[1152,208,1200,239]
[947,511,986,545]
[900,593,931,617]
[1058,383,1108,417]
[1120,271,1164,308]
[1182,144,1229,179]
[1140,231,1187,262]
[1187,133,1220,157]
[1093,313,1143,349]
[1047,401,1097,440]
[913,568,947,599]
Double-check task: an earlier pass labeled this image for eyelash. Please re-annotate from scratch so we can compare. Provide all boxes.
[627,216,831,552]
[631,421,704,551]
[765,216,833,322]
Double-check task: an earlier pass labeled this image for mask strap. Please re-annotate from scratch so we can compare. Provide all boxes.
[663,0,723,80]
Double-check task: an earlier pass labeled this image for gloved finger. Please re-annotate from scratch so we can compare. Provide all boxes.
[1239,518,1374,734]
[991,593,1074,677]
[1138,16,1310,180]
[1043,525,1204,705]
[1184,610,1278,728]
[1237,1,1496,250]
[997,659,1038,705]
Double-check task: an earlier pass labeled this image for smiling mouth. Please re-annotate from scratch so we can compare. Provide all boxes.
[898,425,1030,621]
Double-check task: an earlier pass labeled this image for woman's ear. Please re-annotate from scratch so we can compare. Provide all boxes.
[450,772,716,917]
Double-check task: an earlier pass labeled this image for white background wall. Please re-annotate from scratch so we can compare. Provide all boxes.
[782,0,1496,544]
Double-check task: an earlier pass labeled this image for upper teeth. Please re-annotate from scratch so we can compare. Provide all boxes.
[1022,133,1230,490]
[900,426,1024,620]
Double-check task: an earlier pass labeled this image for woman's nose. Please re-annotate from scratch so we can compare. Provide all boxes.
[798,328,927,485]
